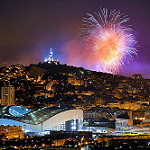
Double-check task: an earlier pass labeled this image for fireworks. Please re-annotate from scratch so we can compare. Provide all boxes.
[79,8,138,73]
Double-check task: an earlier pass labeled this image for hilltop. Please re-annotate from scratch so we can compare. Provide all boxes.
[0,62,149,111]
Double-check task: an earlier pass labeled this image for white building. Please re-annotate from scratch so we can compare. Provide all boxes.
[0,106,83,134]
[115,118,150,134]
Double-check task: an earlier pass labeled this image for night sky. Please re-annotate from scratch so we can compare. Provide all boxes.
[0,0,150,78]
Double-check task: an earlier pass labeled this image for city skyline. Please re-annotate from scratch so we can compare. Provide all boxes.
[0,0,150,78]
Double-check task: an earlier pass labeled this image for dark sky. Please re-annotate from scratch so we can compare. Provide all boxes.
[0,0,150,78]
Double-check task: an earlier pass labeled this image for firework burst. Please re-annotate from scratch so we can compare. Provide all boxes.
[79,8,138,73]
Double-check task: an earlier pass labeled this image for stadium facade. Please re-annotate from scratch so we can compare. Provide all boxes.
[0,106,83,133]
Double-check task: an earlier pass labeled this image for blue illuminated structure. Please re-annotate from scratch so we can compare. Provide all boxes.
[0,106,83,134]
[9,106,31,117]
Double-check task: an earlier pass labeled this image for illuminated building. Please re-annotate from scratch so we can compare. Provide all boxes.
[0,125,24,139]
[115,118,150,134]
[48,48,54,62]
[0,106,83,134]
[68,76,85,86]
[1,86,15,106]
[44,48,60,65]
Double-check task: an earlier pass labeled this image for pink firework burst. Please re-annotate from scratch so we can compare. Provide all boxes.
[79,8,138,73]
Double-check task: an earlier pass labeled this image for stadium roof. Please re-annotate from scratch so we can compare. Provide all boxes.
[0,106,75,125]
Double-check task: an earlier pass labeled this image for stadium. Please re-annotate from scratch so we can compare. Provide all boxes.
[0,106,83,134]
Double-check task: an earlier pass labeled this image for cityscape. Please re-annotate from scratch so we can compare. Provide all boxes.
[0,48,150,149]
[0,0,150,150]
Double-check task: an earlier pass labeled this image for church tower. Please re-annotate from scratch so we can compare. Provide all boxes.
[48,48,54,63]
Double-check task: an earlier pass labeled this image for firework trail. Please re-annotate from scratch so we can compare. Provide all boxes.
[79,8,138,73]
